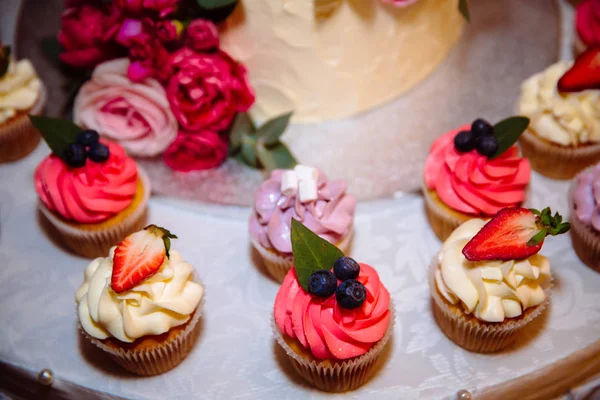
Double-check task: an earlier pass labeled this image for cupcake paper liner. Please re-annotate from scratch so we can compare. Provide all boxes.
[0,83,47,163]
[428,257,550,353]
[519,129,600,180]
[251,228,354,283]
[422,183,471,241]
[38,167,151,258]
[80,280,205,376]
[272,300,395,392]
[569,177,600,273]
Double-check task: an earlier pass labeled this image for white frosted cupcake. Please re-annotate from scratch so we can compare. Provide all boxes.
[75,225,204,375]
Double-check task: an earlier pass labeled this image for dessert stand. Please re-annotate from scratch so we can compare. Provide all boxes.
[1,0,599,399]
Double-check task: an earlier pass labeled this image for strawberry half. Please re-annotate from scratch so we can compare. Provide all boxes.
[557,48,600,93]
[111,225,178,293]
[462,207,570,261]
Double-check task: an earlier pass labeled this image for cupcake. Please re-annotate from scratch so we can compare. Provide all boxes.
[75,225,204,375]
[423,117,531,241]
[574,0,600,56]
[33,118,150,258]
[518,61,600,179]
[0,44,47,163]
[273,219,393,392]
[570,163,600,272]
[249,165,356,282]
[430,207,569,353]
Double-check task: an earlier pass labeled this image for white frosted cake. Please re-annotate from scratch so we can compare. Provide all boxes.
[220,0,464,123]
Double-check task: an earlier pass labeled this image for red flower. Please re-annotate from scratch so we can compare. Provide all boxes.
[58,2,123,68]
[186,19,219,52]
[127,33,171,82]
[166,48,255,132]
[116,0,180,18]
[163,130,229,171]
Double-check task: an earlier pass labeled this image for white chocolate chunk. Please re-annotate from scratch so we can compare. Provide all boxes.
[280,170,298,196]
[298,179,318,203]
[294,165,318,182]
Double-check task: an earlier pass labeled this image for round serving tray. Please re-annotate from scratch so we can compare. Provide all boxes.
[15,0,559,206]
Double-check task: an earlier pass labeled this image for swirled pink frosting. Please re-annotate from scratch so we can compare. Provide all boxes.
[249,169,356,254]
[572,164,600,231]
[576,0,600,48]
[35,141,138,224]
[424,125,531,216]
[274,264,390,361]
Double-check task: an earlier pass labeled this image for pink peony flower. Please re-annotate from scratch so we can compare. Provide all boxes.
[380,0,418,7]
[186,19,219,52]
[163,130,228,171]
[74,58,178,157]
[116,0,179,18]
[58,2,123,68]
[166,48,255,132]
[127,33,171,82]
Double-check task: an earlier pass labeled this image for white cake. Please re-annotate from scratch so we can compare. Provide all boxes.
[220,0,464,123]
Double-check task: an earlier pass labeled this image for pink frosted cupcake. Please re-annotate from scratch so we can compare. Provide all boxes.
[574,0,600,56]
[249,165,356,282]
[570,163,600,272]
[34,124,150,258]
[423,118,531,241]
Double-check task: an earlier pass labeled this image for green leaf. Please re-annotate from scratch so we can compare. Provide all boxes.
[241,135,258,168]
[230,112,255,152]
[256,111,293,146]
[491,116,530,159]
[458,0,470,23]
[196,0,237,10]
[256,142,297,171]
[291,219,344,291]
[29,116,82,158]
[0,44,10,78]
[527,229,547,246]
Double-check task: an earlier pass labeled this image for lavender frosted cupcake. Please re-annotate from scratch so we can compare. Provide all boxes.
[249,165,356,282]
[571,164,600,272]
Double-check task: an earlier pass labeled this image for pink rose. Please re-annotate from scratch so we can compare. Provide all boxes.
[577,0,600,48]
[163,130,228,171]
[380,0,418,7]
[167,48,255,132]
[116,0,179,17]
[58,2,123,68]
[186,19,219,51]
[74,58,178,157]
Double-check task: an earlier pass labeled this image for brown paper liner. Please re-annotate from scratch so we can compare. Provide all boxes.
[38,167,150,258]
[251,228,354,283]
[272,300,395,392]
[519,129,600,180]
[428,257,550,353]
[0,83,47,163]
[569,176,600,273]
[80,281,205,376]
[422,183,472,241]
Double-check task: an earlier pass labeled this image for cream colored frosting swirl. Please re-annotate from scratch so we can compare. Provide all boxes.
[435,219,551,323]
[75,248,203,343]
[0,58,41,124]
[518,61,600,147]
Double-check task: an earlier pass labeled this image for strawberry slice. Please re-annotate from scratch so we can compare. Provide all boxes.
[111,225,178,293]
[557,48,600,92]
[462,207,570,261]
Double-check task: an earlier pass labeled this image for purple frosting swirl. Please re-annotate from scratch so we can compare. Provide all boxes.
[573,164,600,231]
[249,169,356,254]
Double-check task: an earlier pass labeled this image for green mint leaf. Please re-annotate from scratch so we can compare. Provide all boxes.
[29,116,82,158]
[291,218,344,291]
[230,112,255,152]
[241,135,258,168]
[527,229,547,246]
[256,111,293,146]
[491,116,530,159]
[458,0,470,23]
[196,0,237,10]
[256,142,297,171]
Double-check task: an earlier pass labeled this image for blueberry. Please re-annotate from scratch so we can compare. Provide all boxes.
[76,130,100,147]
[333,256,360,281]
[63,143,87,168]
[88,143,110,163]
[453,130,475,153]
[336,279,366,309]
[471,118,494,137]
[476,135,498,158]
[307,270,338,298]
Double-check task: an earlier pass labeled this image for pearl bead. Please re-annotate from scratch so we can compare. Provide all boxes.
[38,369,53,386]
[457,389,472,400]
